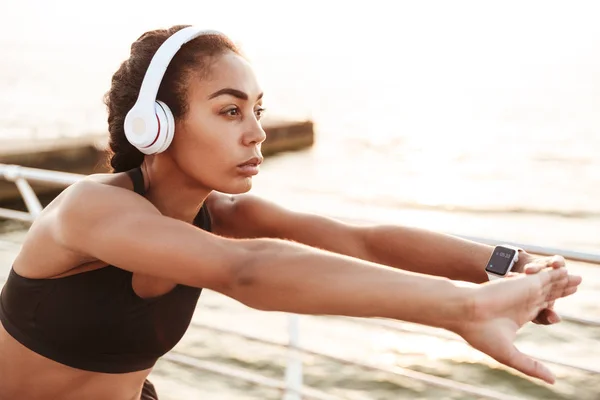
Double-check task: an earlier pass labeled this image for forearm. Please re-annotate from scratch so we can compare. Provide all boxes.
[224,238,469,332]
[363,225,494,283]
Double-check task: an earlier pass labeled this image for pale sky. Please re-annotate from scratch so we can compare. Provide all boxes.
[2,0,600,127]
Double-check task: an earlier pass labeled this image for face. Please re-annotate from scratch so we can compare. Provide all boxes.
[167,51,267,194]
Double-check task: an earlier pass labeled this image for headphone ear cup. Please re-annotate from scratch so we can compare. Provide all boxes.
[153,100,175,154]
[123,106,160,154]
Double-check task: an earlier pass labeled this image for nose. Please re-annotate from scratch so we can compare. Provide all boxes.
[241,119,267,147]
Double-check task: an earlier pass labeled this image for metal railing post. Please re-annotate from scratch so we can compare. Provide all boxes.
[283,314,303,400]
[14,178,43,218]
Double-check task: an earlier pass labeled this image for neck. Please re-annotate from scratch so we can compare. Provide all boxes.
[139,157,211,224]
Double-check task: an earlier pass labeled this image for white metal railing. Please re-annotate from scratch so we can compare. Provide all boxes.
[1,162,599,399]
[0,164,84,222]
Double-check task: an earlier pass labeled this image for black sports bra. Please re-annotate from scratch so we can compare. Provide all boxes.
[0,167,211,373]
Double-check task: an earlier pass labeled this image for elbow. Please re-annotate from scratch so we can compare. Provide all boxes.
[216,238,276,310]
[361,225,382,263]
[228,253,258,291]
[213,238,261,290]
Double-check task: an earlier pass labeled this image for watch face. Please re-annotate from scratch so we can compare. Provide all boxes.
[485,247,517,275]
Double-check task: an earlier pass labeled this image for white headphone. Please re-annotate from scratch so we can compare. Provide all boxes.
[123,27,224,155]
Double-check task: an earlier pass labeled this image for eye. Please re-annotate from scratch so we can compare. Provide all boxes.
[221,107,241,118]
[255,107,266,120]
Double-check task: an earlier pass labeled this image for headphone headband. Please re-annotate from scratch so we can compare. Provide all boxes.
[136,27,223,108]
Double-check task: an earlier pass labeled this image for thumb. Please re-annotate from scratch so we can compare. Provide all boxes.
[534,308,561,325]
[524,264,544,274]
[502,344,556,384]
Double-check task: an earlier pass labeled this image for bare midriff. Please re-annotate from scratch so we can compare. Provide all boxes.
[0,324,153,400]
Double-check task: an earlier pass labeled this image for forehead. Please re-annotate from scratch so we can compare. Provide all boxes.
[188,52,262,100]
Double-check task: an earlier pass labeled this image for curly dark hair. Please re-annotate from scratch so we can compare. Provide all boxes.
[103,25,240,172]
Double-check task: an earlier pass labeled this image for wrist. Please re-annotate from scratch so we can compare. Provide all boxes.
[511,251,534,274]
[484,244,525,280]
[438,281,477,333]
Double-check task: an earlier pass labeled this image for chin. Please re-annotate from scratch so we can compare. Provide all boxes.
[217,178,254,195]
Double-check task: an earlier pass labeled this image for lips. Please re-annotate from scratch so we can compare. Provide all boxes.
[238,157,263,167]
[236,156,263,176]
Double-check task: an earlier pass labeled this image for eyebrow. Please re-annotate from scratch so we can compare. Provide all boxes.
[208,88,263,101]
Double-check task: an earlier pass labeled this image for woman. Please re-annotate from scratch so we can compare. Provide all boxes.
[0,25,581,400]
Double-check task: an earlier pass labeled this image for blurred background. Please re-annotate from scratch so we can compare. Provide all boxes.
[0,0,599,399]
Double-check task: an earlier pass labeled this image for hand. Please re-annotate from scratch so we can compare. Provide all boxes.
[513,254,579,325]
[455,266,581,384]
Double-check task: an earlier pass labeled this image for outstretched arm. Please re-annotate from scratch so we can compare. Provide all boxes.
[207,192,494,282]
[208,193,580,325]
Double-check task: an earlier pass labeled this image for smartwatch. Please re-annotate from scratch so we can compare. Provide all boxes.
[485,244,523,281]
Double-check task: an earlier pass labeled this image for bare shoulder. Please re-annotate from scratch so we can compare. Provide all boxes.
[13,172,158,278]
[205,191,330,238]
[42,172,159,231]
[58,174,158,216]
[49,175,162,250]
[205,192,278,238]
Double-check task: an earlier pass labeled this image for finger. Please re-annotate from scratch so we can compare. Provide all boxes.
[546,309,561,324]
[539,267,568,287]
[504,344,556,384]
[547,281,579,302]
[523,256,565,274]
[533,308,552,325]
[525,264,544,274]
[523,257,549,272]
[529,302,551,322]
[560,285,579,298]
[566,274,583,287]
[550,255,566,268]
[526,256,567,274]
[533,308,561,325]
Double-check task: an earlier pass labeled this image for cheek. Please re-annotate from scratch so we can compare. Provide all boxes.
[173,120,235,172]
[177,134,222,167]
